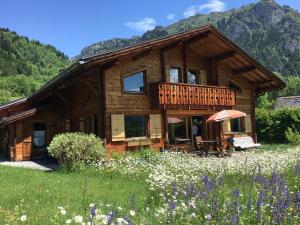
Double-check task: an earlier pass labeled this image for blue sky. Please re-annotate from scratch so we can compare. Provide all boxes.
[0,0,299,57]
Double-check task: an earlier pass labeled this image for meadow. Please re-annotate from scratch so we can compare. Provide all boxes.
[0,145,299,225]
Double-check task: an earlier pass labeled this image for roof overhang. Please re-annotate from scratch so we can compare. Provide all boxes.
[0,108,36,125]
[6,24,286,106]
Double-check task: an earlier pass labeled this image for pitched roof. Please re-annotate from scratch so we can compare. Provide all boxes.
[274,96,300,109]
[3,24,286,106]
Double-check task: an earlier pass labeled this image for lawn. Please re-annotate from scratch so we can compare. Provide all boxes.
[0,145,299,224]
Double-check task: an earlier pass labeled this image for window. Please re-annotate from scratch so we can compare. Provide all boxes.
[228,80,242,93]
[125,115,147,138]
[168,117,188,144]
[230,118,245,133]
[123,71,146,93]
[187,70,199,84]
[170,67,181,83]
[33,123,46,149]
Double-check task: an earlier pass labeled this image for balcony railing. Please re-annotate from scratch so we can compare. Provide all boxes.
[150,82,236,108]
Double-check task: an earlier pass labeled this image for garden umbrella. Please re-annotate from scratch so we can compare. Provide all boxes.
[168,117,183,124]
[206,110,246,123]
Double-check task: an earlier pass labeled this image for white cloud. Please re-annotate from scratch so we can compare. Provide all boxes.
[183,0,226,18]
[183,6,198,18]
[125,17,156,32]
[166,13,175,20]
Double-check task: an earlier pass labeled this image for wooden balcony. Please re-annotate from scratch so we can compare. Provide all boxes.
[150,82,236,109]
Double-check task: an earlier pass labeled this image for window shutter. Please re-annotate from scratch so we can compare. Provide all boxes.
[150,114,162,139]
[245,114,252,133]
[200,71,207,85]
[222,119,231,133]
[111,114,125,141]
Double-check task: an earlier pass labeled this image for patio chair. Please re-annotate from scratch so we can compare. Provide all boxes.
[193,136,208,156]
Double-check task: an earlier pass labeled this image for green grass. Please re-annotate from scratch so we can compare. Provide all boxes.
[0,147,299,224]
[257,143,299,152]
[0,167,149,224]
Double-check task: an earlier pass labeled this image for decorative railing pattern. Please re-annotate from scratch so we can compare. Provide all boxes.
[151,82,236,108]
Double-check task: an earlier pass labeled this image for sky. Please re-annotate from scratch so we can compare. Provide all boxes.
[0,0,299,57]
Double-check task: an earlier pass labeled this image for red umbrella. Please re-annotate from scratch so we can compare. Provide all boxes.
[206,110,246,123]
[168,117,183,124]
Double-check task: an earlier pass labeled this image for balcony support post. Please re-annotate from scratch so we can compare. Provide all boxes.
[182,43,187,83]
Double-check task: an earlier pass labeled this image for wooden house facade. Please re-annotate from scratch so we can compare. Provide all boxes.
[0,25,285,161]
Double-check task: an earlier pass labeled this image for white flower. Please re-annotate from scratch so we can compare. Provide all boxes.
[205,214,212,220]
[129,210,136,216]
[74,215,83,223]
[20,215,27,222]
[89,203,95,208]
[66,219,72,224]
[58,206,64,210]
[102,217,108,224]
[61,209,67,215]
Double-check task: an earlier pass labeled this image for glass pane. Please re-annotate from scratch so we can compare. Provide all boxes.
[124,72,145,93]
[125,115,147,138]
[230,118,243,132]
[187,71,197,84]
[168,117,187,144]
[33,123,46,149]
[170,68,180,83]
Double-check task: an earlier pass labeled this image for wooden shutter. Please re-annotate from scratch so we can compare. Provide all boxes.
[111,114,125,141]
[150,114,162,139]
[222,119,231,134]
[245,114,252,133]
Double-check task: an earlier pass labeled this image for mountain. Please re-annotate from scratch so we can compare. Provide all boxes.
[77,0,300,76]
[0,28,71,103]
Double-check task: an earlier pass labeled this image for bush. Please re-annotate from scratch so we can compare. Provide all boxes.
[256,108,300,143]
[48,133,105,169]
[285,127,300,145]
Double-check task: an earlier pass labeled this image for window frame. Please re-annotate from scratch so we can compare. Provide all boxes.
[122,70,147,95]
[124,115,148,139]
[230,118,245,133]
[32,122,46,150]
[187,69,199,85]
[169,67,182,83]
[227,79,243,94]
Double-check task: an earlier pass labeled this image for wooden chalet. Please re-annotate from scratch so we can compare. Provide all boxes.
[0,25,285,161]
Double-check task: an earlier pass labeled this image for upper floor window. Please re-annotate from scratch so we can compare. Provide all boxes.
[169,67,181,83]
[123,71,146,94]
[228,80,242,93]
[187,70,199,84]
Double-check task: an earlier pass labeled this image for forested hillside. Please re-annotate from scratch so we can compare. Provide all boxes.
[78,0,300,77]
[0,28,70,103]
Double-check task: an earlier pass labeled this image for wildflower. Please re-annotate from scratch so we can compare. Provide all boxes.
[20,215,27,222]
[74,215,83,223]
[205,214,212,220]
[129,210,136,216]
[61,209,67,215]
[66,219,72,224]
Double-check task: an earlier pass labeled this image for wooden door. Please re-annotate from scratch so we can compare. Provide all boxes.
[22,138,31,160]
